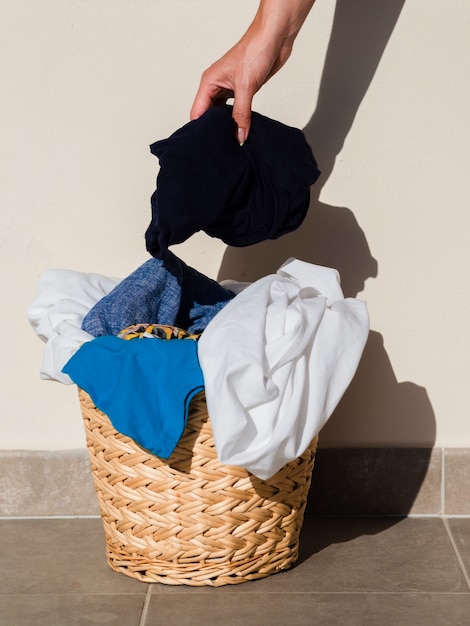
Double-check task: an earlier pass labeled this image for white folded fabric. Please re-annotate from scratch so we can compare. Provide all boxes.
[198,258,370,480]
[27,269,120,384]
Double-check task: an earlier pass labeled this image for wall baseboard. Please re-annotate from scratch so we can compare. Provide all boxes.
[1,447,469,517]
[0,450,99,517]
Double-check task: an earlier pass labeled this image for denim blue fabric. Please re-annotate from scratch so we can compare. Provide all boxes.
[81,252,234,336]
[62,335,204,459]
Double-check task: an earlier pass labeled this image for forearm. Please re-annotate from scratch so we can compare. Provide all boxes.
[253,0,316,50]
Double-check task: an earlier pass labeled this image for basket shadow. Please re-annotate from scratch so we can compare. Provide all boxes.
[294,515,406,569]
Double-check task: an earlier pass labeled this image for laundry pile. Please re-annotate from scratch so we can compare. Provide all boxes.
[28,105,369,479]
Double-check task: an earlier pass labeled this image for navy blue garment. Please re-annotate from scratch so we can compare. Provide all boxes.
[81,252,234,337]
[62,335,204,459]
[145,105,320,259]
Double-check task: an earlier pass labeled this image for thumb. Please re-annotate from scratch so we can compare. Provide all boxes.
[231,93,253,145]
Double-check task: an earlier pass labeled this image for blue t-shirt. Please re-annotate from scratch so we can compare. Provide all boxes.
[63,335,204,459]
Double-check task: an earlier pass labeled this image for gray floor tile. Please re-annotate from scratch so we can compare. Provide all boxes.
[151,517,467,594]
[447,517,470,579]
[0,518,145,595]
[291,517,467,593]
[145,592,470,626]
[0,594,145,626]
[2,516,470,626]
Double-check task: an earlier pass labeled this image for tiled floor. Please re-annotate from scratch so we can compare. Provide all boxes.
[1,516,470,625]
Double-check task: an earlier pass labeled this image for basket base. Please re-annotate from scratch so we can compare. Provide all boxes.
[79,389,318,586]
[106,544,299,586]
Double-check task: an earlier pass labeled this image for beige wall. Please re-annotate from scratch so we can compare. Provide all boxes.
[1,0,469,450]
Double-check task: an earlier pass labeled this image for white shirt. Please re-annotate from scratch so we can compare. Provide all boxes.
[27,269,120,384]
[198,258,370,480]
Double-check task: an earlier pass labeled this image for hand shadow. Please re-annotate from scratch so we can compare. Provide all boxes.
[218,0,436,535]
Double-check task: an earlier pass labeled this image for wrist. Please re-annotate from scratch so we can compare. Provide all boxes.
[255,0,315,45]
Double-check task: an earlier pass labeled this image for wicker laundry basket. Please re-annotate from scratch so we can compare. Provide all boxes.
[79,389,318,586]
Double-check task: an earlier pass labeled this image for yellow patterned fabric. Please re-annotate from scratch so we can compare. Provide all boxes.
[117,323,200,341]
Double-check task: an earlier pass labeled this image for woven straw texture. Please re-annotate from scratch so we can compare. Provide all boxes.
[79,389,317,586]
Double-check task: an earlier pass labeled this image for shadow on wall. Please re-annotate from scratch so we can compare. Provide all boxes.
[218,0,436,514]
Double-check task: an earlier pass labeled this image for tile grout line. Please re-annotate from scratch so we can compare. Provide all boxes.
[442,516,470,591]
[138,585,152,626]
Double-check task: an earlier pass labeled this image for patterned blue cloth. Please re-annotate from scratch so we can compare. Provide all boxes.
[81,251,233,336]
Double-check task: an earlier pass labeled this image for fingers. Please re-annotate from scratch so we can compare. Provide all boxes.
[231,91,254,146]
[190,75,253,146]
[190,73,234,121]
[190,89,214,122]
[190,88,253,146]
[189,48,258,145]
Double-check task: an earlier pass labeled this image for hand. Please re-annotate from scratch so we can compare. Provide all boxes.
[190,31,291,145]
[190,0,315,145]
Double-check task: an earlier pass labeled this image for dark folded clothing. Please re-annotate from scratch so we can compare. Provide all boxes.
[145,105,320,259]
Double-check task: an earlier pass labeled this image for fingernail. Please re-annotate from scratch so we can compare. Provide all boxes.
[238,128,246,147]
